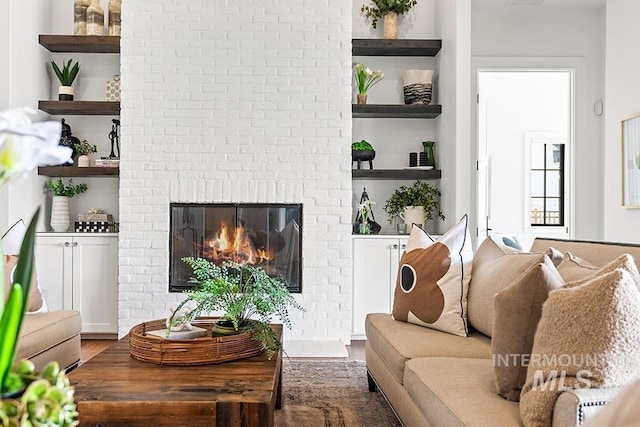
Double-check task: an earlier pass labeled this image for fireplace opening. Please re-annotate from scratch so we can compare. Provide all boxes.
[169,203,302,293]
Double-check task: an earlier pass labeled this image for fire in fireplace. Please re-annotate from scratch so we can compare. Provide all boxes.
[169,203,302,293]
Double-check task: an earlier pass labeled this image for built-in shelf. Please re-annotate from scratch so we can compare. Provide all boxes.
[38,101,120,116]
[352,104,441,119]
[38,35,120,53]
[38,166,119,177]
[352,169,441,180]
[352,39,442,57]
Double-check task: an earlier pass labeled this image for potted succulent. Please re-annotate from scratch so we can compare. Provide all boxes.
[168,259,304,359]
[361,0,418,39]
[352,139,376,169]
[353,63,383,104]
[383,180,445,230]
[51,59,80,101]
[73,139,97,167]
[46,178,88,232]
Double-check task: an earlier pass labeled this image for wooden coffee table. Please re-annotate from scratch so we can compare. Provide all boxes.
[69,325,282,427]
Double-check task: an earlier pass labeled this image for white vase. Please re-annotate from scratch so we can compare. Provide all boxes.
[402,69,434,105]
[78,154,90,167]
[51,196,71,232]
[399,206,425,229]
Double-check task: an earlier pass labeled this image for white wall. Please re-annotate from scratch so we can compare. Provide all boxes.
[603,0,640,243]
[118,0,353,343]
[471,4,605,240]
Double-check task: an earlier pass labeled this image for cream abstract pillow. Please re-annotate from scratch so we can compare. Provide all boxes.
[520,267,640,427]
[492,255,564,401]
[392,215,473,337]
[467,238,547,337]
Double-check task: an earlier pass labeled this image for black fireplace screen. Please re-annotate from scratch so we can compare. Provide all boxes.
[169,203,302,293]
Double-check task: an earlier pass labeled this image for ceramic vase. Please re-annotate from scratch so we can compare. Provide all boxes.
[383,12,398,39]
[399,206,425,229]
[402,69,434,105]
[74,0,91,35]
[86,0,105,36]
[108,0,121,36]
[51,196,71,232]
[58,86,74,101]
[77,155,90,167]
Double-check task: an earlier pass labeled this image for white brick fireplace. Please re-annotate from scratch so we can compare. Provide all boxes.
[118,0,353,345]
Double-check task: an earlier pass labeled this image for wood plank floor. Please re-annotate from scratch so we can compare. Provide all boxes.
[81,339,366,365]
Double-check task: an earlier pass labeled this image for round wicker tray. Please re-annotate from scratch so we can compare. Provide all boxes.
[129,318,264,365]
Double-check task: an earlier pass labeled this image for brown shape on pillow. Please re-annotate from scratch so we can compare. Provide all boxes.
[392,242,450,324]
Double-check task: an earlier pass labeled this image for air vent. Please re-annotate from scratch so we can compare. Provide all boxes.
[506,0,546,6]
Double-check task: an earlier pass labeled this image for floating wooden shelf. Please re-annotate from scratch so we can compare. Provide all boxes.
[38,101,120,116]
[38,35,120,53]
[38,166,119,177]
[352,104,441,119]
[352,39,442,57]
[352,169,441,180]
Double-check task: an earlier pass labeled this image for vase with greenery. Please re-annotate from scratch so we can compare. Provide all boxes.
[383,180,445,228]
[168,259,304,359]
[351,139,376,169]
[46,178,88,232]
[51,59,80,101]
[353,63,383,104]
[361,0,418,39]
[0,107,75,425]
[74,139,97,167]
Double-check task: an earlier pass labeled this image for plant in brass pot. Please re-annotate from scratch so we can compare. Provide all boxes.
[168,258,304,359]
[383,180,445,228]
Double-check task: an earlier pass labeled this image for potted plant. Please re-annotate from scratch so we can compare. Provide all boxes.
[361,0,418,39]
[383,180,445,229]
[46,178,88,232]
[353,63,383,104]
[168,259,304,359]
[74,139,97,167]
[51,59,80,101]
[352,139,376,169]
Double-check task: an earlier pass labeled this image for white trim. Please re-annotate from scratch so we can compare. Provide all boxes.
[472,57,585,241]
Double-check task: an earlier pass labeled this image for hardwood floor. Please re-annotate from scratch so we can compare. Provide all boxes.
[80,339,366,364]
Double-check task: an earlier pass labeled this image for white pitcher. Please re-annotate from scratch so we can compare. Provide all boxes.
[399,206,425,229]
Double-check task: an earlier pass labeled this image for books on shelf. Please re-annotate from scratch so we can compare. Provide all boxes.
[95,157,120,168]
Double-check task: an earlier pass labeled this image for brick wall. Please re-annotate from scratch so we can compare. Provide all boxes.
[118,0,353,342]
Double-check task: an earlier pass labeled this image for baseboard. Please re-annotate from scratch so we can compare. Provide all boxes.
[283,340,349,358]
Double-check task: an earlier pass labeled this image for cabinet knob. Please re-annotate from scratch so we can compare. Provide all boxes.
[400,244,406,249]
[391,244,398,249]
[64,242,71,247]
[72,242,78,247]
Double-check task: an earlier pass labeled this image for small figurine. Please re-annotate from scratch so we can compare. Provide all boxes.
[165,302,196,332]
[108,118,120,158]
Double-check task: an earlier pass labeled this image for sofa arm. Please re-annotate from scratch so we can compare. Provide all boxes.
[552,387,623,426]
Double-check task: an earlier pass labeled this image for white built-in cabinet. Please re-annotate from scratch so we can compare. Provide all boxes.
[35,233,118,336]
[352,235,408,339]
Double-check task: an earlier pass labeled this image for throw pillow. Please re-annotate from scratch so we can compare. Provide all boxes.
[467,238,547,337]
[555,252,599,283]
[391,215,473,337]
[564,253,640,288]
[492,255,565,401]
[520,268,640,427]
[2,219,45,312]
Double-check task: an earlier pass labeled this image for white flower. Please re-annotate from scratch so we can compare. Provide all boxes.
[0,107,71,186]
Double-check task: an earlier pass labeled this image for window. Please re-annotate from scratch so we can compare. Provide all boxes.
[530,142,564,226]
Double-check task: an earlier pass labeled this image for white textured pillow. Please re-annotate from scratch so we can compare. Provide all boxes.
[520,266,640,426]
[392,215,473,337]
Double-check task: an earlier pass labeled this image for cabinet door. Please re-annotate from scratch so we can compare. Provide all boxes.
[72,236,118,334]
[352,238,399,338]
[35,235,73,312]
[389,238,409,303]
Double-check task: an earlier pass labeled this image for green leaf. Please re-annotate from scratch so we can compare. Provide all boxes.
[0,285,24,392]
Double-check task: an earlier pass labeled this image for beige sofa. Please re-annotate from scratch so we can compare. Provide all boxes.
[365,238,640,427]
[15,310,82,372]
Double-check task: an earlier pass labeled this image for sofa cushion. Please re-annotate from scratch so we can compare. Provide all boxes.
[16,310,82,364]
[582,380,640,427]
[403,357,521,427]
[555,252,599,283]
[365,313,490,385]
[520,266,640,427]
[468,237,546,337]
[392,215,473,337]
[492,255,564,401]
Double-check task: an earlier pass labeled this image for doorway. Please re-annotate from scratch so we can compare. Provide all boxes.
[476,70,574,250]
